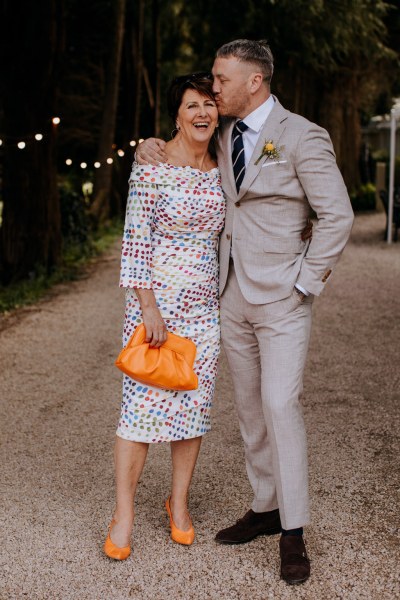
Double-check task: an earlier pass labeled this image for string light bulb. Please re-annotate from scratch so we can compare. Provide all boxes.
[138,138,144,143]
[35,134,43,141]
[129,140,136,147]
[106,158,113,164]
[0,139,3,146]
[66,159,72,166]
[80,162,87,169]
[17,142,26,149]
[117,149,125,157]
[52,117,61,125]
[94,161,101,169]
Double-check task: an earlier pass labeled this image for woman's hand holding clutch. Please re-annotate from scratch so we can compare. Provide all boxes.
[142,306,167,348]
[134,288,167,348]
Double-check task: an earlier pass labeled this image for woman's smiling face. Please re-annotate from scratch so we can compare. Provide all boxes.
[175,89,218,144]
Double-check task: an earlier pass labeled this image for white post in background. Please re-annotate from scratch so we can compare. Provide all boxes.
[387,108,399,244]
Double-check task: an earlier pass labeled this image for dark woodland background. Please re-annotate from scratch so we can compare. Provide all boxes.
[0,0,399,288]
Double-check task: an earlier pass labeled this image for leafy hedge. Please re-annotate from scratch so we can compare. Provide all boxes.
[349,183,377,211]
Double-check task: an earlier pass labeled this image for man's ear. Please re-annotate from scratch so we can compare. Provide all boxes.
[250,72,264,94]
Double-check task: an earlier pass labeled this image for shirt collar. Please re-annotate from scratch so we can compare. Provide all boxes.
[242,95,275,133]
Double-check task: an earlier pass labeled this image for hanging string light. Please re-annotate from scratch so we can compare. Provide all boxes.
[0,116,142,169]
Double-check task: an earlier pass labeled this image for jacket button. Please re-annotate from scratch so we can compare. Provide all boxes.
[226,234,231,240]
[322,269,332,283]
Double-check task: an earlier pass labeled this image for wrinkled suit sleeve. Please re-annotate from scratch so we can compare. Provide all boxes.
[294,124,354,296]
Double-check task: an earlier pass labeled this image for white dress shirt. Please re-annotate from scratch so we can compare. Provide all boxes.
[233,95,309,296]
[240,95,275,167]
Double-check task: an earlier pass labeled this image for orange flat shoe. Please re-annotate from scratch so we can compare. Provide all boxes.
[165,497,195,546]
[103,519,131,560]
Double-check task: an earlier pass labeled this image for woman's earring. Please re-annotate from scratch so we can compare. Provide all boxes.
[171,123,180,138]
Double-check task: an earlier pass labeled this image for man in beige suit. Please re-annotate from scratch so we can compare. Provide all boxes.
[137,39,354,585]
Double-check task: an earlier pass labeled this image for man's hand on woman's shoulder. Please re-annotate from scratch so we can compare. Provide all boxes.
[136,138,168,165]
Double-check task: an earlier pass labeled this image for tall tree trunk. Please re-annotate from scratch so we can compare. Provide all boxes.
[0,0,64,284]
[91,0,126,226]
[292,69,303,116]
[340,71,362,191]
[153,0,161,137]
[133,0,145,139]
[318,73,361,192]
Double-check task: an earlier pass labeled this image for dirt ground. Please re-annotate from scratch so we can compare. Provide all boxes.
[1,211,399,600]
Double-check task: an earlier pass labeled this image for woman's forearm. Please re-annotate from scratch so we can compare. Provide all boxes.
[134,288,158,310]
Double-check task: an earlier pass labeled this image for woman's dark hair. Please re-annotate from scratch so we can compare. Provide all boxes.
[167,72,214,124]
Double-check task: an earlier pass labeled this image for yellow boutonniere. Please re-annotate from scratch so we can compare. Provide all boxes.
[254,140,283,165]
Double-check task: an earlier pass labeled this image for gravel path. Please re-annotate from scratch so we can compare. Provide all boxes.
[1,212,399,600]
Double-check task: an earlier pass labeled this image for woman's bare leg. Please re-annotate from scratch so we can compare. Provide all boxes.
[169,436,202,530]
[111,436,149,547]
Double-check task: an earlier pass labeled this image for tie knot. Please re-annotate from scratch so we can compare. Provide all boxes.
[235,120,248,134]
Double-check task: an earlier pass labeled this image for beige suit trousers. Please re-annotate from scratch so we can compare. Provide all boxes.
[220,263,313,529]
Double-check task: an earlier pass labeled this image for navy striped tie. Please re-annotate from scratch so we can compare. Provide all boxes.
[232,120,248,192]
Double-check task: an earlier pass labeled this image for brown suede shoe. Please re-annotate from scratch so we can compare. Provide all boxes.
[280,534,310,585]
[215,509,281,544]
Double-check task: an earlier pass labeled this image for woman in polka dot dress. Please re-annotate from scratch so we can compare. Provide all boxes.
[104,73,225,559]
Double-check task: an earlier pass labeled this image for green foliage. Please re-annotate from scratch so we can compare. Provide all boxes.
[0,219,122,313]
[271,0,395,71]
[350,183,377,211]
[59,183,90,246]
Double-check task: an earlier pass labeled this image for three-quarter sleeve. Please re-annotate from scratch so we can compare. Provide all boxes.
[119,172,158,289]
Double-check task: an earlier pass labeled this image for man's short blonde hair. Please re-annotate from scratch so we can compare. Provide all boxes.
[215,39,274,83]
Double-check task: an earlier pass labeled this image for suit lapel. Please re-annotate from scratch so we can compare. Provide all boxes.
[216,118,236,199]
[237,98,289,201]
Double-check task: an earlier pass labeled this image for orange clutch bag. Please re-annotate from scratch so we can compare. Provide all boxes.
[115,324,198,391]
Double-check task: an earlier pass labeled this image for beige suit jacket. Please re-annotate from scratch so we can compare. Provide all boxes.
[217,97,354,303]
